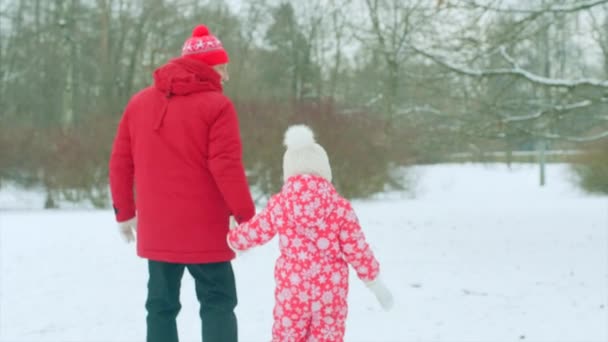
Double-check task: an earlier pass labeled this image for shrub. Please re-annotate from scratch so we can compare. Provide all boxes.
[572,139,608,195]
[238,99,417,199]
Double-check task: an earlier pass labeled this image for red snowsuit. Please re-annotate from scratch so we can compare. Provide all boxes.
[228,174,380,341]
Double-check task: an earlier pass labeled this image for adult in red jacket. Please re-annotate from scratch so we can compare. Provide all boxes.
[109,24,254,342]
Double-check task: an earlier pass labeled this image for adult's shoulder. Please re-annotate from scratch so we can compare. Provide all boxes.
[135,85,158,99]
[209,91,234,108]
[124,86,158,107]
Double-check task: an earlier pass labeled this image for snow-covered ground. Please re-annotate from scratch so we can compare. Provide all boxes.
[1,163,606,342]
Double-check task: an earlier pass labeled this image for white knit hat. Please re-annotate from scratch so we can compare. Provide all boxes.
[283,125,332,182]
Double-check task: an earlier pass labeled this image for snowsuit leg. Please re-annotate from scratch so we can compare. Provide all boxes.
[272,256,312,341]
[272,257,351,342]
[271,296,312,341]
[308,262,349,342]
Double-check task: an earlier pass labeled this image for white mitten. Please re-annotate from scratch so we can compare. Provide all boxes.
[118,217,137,243]
[365,275,394,311]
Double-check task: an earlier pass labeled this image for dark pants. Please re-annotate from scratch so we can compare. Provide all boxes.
[145,260,238,342]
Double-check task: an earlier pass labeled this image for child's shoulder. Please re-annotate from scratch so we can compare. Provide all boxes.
[266,192,283,205]
[335,195,354,210]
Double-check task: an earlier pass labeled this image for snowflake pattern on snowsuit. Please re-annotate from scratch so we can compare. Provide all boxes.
[228,174,380,342]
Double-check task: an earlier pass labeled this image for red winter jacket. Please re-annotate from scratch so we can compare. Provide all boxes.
[109,57,255,263]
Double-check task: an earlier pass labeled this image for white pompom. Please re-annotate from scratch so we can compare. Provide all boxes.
[284,125,316,149]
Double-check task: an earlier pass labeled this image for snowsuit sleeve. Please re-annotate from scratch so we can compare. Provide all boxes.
[227,195,281,251]
[208,99,255,224]
[109,105,136,222]
[338,201,380,282]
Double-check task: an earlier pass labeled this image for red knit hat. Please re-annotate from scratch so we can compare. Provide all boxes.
[181,25,229,66]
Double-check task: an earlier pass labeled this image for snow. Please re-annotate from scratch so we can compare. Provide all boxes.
[0,183,100,211]
[1,163,607,342]
[0,183,48,210]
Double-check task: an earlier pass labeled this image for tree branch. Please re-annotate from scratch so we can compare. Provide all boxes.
[410,44,608,88]
[501,100,594,123]
[527,129,608,142]
[395,104,442,116]
[457,0,608,14]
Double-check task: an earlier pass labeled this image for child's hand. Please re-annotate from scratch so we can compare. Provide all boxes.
[227,216,239,251]
[365,275,394,311]
[227,216,249,257]
[229,216,238,230]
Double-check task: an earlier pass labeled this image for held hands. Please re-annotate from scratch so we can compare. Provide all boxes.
[365,275,394,311]
[229,215,238,230]
[226,216,243,254]
[118,217,137,243]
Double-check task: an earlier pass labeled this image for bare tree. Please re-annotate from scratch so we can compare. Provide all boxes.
[409,0,608,144]
[360,0,420,122]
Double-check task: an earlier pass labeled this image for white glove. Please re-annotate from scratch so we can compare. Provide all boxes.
[118,217,137,243]
[227,216,248,256]
[365,275,394,311]
[226,216,240,253]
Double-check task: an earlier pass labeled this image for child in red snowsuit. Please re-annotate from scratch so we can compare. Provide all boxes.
[228,125,393,342]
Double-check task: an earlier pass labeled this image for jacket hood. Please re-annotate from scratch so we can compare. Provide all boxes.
[153,56,223,97]
[151,57,223,130]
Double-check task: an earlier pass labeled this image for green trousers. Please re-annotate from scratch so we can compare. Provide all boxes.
[145,260,238,342]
